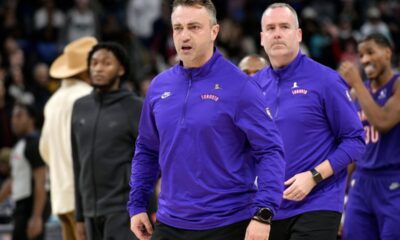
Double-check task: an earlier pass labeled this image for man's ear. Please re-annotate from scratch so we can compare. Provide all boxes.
[211,24,220,41]
[297,28,302,43]
[384,47,392,62]
[118,66,125,78]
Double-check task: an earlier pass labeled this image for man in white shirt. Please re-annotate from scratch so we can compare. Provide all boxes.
[39,36,97,240]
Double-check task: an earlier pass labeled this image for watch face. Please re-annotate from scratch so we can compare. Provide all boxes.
[258,208,272,221]
[311,169,323,183]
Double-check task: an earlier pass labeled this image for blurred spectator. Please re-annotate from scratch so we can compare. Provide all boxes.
[34,0,66,63]
[309,0,338,23]
[99,0,127,25]
[138,73,156,97]
[98,0,130,45]
[7,66,35,105]
[6,102,51,240]
[126,0,161,46]
[64,0,98,43]
[339,37,360,66]
[310,19,341,68]
[8,47,25,69]
[337,15,361,41]
[100,13,128,42]
[0,147,11,183]
[238,54,268,76]
[337,0,361,30]
[1,36,21,68]
[3,35,19,53]
[377,0,400,60]
[0,79,14,148]
[217,17,245,62]
[31,63,52,110]
[302,8,331,63]
[0,0,37,49]
[34,0,65,33]
[0,147,12,224]
[361,7,391,41]
[150,0,175,72]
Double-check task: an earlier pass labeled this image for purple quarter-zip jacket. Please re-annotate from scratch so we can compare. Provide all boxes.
[128,49,285,230]
[253,52,365,220]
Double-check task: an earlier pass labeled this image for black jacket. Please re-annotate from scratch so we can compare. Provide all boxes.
[71,88,142,221]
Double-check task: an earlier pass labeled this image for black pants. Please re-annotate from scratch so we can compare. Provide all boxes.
[85,211,138,240]
[269,210,341,240]
[151,219,251,240]
[12,196,51,240]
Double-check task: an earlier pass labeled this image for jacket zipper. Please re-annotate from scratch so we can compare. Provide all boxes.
[275,76,281,118]
[181,73,192,124]
[90,96,101,216]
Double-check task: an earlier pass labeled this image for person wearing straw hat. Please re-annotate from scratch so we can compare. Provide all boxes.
[39,36,97,240]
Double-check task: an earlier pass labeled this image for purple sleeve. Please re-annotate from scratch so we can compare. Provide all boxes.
[127,95,160,217]
[235,81,285,216]
[324,76,365,173]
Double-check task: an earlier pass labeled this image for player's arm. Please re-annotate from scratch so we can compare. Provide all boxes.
[39,114,49,164]
[340,62,400,133]
[236,80,284,240]
[28,166,47,238]
[25,139,48,239]
[354,78,400,133]
[283,160,333,201]
[0,178,11,202]
[128,92,160,240]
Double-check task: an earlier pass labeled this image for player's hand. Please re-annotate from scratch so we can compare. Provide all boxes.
[245,220,270,240]
[27,216,43,239]
[283,171,316,201]
[338,61,363,88]
[76,221,86,240]
[131,212,153,240]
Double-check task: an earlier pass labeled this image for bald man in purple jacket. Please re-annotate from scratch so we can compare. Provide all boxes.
[254,3,365,240]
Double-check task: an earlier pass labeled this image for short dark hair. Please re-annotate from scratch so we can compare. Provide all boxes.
[87,42,131,81]
[13,102,42,129]
[359,33,392,49]
[172,0,217,24]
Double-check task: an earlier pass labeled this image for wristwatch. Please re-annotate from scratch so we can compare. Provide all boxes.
[311,168,323,184]
[252,207,273,225]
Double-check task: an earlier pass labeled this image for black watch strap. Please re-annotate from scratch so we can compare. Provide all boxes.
[252,216,271,225]
[311,168,323,183]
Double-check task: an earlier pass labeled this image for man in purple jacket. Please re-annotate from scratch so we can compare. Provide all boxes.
[254,3,365,240]
[339,33,400,240]
[128,1,285,240]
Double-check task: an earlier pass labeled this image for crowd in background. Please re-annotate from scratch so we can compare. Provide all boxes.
[1,0,400,118]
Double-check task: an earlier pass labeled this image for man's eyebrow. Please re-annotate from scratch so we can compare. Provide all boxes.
[173,21,202,26]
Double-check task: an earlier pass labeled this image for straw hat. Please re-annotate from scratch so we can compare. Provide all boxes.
[49,37,98,79]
